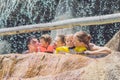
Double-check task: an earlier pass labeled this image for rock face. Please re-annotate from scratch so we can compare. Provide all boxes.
[0,51,120,80]
[0,31,120,80]
[105,30,120,51]
[1,0,120,53]
[0,53,90,80]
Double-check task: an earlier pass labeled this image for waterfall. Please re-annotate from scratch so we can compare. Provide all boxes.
[0,0,120,53]
[51,0,89,38]
[0,0,58,53]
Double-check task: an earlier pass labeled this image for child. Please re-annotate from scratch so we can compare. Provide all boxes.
[38,34,54,53]
[65,34,74,48]
[65,34,75,54]
[25,36,39,53]
[54,34,69,54]
[54,34,75,54]
[54,34,66,48]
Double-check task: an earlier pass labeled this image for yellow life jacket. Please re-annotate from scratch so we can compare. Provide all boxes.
[55,46,87,54]
[55,46,69,54]
[74,46,87,53]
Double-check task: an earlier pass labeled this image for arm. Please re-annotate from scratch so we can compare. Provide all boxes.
[84,43,111,55]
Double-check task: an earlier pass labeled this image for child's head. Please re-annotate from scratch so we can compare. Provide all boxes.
[27,36,38,45]
[73,31,91,47]
[27,36,39,53]
[65,34,74,48]
[54,34,65,47]
[40,34,52,47]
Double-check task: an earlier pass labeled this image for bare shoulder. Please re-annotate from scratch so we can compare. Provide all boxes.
[89,43,101,50]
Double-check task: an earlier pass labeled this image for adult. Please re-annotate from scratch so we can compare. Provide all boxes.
[73,31,111,55]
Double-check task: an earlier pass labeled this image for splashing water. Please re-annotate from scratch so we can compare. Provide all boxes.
[51,0,90,38]
[0,0,120,53]
[0,0,57,53]
[51,0,120,46]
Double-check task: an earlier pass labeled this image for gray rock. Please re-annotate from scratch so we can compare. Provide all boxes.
[105,30,120,51]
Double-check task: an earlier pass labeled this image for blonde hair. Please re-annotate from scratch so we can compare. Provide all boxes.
[40,34,52,45]
[74,31,91,49]
[65,34,73,40]
[57,34,66,45]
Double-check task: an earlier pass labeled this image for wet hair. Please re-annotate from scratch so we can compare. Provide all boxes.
[74,31,91,49]
[65,34,73,41]
[57,34,66,44]
[27,36,36,45]
[40,34,52,45]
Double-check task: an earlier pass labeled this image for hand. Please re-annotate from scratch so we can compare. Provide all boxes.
[84,50,92,55]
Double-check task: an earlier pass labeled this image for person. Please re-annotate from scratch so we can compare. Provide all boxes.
[73,31,111,55]
[54,34,69,54]
[73,32,87,54]
[65,34,75,54]
[23,36,39,54]
[54,34,75,54]
[54,34,66,48]
[38,34,54,53]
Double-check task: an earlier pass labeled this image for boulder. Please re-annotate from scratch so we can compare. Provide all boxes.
[0,51,120,80]
[105,30,120,51]
[0,30,120,80]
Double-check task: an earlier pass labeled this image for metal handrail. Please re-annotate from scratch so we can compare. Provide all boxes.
[0,13,120,36]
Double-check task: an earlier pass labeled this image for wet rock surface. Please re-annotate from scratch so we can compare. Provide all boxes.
[0,51,120,80]
[0,30,120,80]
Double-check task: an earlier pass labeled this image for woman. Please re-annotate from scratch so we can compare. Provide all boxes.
[73,31,111,55]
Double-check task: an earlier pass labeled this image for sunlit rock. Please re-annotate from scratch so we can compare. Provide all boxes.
[0,27,119,80]
[105,30,120,51]
[0,50,120,80]
[0,0,120,53]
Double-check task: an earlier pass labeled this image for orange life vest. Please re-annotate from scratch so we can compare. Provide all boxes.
[38,45,54,53]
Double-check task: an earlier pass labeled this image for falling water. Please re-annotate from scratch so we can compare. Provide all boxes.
[0,0,120,53]
[51,0,90,38]
[51,0,120,45]
[0,0,58,53]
